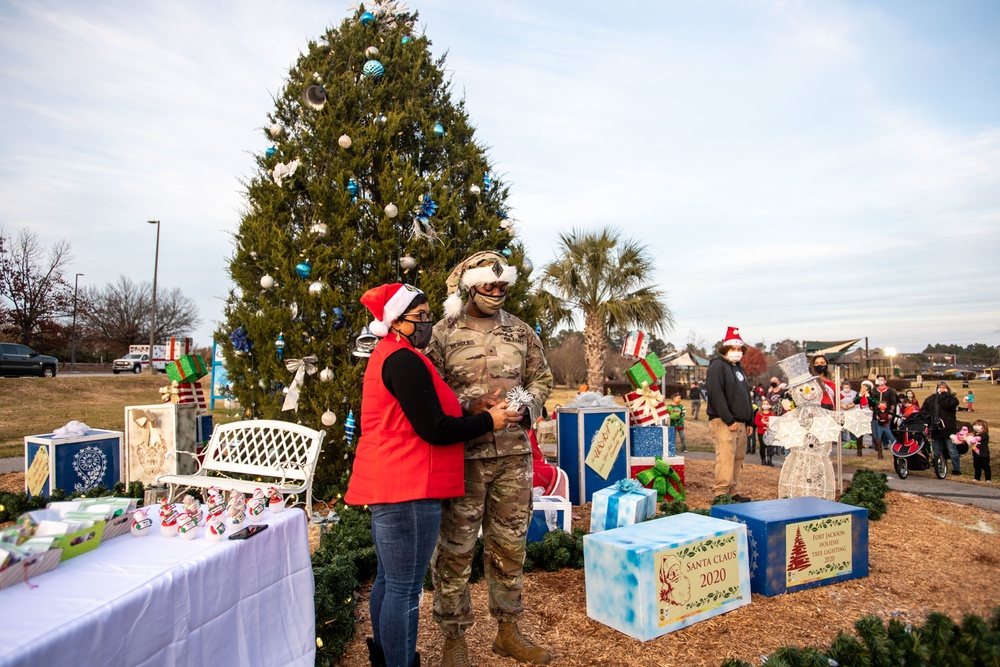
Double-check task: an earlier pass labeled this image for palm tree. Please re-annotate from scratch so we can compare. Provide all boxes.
[538,227,673,389]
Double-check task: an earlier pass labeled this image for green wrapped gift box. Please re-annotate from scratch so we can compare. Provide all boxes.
[166,354,208,383]
[624,353,665,389]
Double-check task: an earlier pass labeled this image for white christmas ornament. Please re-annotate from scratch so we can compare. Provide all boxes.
[260,274,275,289]
[269,123,284,138]
[400,255,417,271]
[309,281,324,294]
[321,410,337,426]
[319,367,334,382]
[310,222,329,236]
[338,134,353,149]
[469,184,481,196]
[384,203,398,218]
[522,258,533,273]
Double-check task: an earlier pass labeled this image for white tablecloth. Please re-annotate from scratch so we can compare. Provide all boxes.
[0,507,315,667]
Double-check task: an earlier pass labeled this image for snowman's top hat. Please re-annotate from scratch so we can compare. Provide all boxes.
[777,353,818,389]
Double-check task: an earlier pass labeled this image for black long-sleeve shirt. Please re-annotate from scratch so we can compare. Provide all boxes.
[382,348,494,445]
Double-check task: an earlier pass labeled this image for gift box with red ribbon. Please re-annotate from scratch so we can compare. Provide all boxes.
[630,455,684,499]
[620,330,649,359]
[166,354,208,383]
[624,353,665,389]
[624,383,669,426]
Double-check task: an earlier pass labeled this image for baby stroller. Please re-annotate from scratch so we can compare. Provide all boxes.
[891,412,947,479]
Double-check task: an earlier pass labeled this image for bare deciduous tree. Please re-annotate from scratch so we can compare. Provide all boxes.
[0,227,73,346]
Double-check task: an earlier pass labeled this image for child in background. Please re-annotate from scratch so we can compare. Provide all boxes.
[754,400,775,466]
[872,400,893,458]
[900,397,918,418]
[971,420,991,482]
[667,393,686,453]
[966,390,975,412]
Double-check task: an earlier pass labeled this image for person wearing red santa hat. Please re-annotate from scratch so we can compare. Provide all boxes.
[706,326,755,502]
[345,283,522,667]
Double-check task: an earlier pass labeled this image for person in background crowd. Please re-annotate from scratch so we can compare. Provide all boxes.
[916,373,924,388]
[689,382,703,420]
[840,381,858,449]
[971,420,991,482]
[667,393,687,453]
[872,401,893,457]
[922,381,961,475]
[873,374,898,413]
[966,390,975,412]
[900,397,919,418]
[765,378,785,416]
[755,383,766,399]
[811,355,836,410]
[854,380,876,457]
[346,283,522,667]
[754,399,775,465]
[706,326,755,503]
[905,389,920,411]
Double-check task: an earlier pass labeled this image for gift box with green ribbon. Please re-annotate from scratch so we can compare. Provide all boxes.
[166,354,208,383]
[623,353,665,389]
[635,456,686,502]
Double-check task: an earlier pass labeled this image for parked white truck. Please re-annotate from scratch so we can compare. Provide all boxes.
[113,337,192,374]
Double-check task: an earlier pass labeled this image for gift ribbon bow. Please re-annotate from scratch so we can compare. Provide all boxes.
[282,355,319,412]
[627,382,666,423]
[159,382,180,404]
[636,457,685,502]
[614,478,645,494]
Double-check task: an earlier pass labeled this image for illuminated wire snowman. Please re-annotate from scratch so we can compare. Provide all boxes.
[767,353,844,500]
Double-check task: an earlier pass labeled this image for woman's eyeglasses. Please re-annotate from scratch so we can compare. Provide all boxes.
[403,313,432,323]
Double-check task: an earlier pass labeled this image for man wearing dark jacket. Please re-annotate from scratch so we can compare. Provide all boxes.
[706,326,755,502]
[921,381,961,474]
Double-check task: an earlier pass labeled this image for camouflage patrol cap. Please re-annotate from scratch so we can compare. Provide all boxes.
[443,250,517,318]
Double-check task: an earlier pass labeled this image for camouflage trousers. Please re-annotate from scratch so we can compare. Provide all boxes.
[432,453,532,638]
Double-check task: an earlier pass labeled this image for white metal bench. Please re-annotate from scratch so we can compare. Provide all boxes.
[157,419,326,514]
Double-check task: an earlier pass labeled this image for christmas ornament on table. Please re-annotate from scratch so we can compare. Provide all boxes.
[267,486,285,513]
[505,386,534,413]
[248,488,267,521]
[282,354,318,412]
[182,494,202,525]
[302,85,327,110]
[362,59,385,79]
[275,333,285,360]
[206,487,226,517]
[621,330,650,359]
[260,274,275,289]
[338,134,353,149]
[272,158,300,186]
[352,327,378,358]
[177,510,198,540]
[159,500,179,537]
[227,491,247,529]
[130,508,152,537]
[205,513,226,542]
[295,261,312,279]
[310,222,329,236]
[767,353,837,500]
[624,382,669,426]
[321,410,338,426]
[344,410,357,445]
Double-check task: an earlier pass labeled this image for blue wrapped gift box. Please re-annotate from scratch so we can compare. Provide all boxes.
[590,484,657,533]
[629,425,675,458]
[24,430,123,497]
[557,406,631,505]
[710,497,869,597]
[196,414,214,443]
[585,513,751,641]
[527,495,572,543]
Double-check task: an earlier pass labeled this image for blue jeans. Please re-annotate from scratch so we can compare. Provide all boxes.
[932,437,961,473]
[873,423,895,447]
[370,499,441,667]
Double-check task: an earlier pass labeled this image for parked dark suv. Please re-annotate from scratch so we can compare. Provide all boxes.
[0,343,58,377]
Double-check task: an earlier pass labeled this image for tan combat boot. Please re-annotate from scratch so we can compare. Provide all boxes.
[492,621,552,664]
[440,636,471,667]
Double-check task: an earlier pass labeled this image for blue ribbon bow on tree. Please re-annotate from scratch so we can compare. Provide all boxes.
[229,326,252,354]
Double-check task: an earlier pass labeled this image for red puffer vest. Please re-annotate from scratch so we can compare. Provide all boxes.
[344,335,465,505]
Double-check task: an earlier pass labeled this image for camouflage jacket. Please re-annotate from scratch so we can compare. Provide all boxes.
[426,309,553,459]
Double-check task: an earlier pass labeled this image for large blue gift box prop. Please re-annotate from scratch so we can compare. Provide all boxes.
[196,414,214,443]
[585,513,751,641]
[24,430,123,498]
[710,497,869,597]
[557,406,631,506]
[527,495,572,543]
[629,425,675,458]
[590,483,657,533]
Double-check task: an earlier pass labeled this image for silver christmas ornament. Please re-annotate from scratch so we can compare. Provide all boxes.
[469,184,481,196]
[522,258,533,273]
[338,134,353,149]
[384,203,398,218]
[310,222,329,236]
[319,367,334,382]
[321,410,337,426]
[260,274,275,289]
[309,281,324,295]
[303,85,327,111]
[400,255,417,271]
[268,123,284,138]
[365,46,380,58]
[352,327,379,358]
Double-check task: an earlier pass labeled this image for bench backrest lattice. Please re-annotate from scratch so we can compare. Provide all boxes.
[205,420,323,480]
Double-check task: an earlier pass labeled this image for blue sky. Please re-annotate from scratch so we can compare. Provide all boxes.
[1,1,998,354]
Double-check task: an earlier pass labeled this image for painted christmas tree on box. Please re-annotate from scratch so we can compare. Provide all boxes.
[218,2,540,492]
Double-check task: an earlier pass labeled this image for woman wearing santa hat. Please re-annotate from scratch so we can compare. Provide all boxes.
[345,282,521,667]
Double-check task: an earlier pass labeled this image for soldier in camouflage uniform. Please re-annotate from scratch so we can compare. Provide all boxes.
[427,251,554,666]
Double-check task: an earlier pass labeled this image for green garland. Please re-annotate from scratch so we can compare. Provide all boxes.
[720,607,1000,666]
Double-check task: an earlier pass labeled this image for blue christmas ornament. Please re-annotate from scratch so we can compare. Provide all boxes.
[295,261,312,279]
[347,177,359,202]
[362,59,385,79]
[360,11,375,25]
[265,146,277,158]
[275,332,285,360]
[433,123,445,137]
[483,173,492,194]
[500,247,512,259]
[401,36,412,45]
[535,322,542,336]
[332,306,346,330]
[344,409,357,444]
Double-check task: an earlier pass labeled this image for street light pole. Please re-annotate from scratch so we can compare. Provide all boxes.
[71,273,83,372]
[147,220,161,375]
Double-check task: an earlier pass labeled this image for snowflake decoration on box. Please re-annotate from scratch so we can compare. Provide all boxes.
[72,446,108,493]
[722,514,758,576]
[505,386,533,412]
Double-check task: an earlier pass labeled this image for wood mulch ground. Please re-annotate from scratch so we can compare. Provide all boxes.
[3,458,998,667]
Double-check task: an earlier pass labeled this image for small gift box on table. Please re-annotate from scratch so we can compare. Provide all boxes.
[585,513,751,640]
[629,425,676,458]
[710,497,869,597]
[624,383,669,426]
[624,353,666,389]
[621,330,649,359]
[24,429,123,498]
[166,353,208,383]
[590,479,657,533]
[557,405,631,506]
[527,495,572,543]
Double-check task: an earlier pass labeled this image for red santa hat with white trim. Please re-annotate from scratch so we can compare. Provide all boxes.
[360,283,425,338]
[722,326,747,349]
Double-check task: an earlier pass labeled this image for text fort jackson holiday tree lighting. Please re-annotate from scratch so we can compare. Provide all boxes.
[218,2,542,492]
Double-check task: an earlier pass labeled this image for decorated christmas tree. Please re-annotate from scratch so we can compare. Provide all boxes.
[787,527,812,572]
[218,2,537,494]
